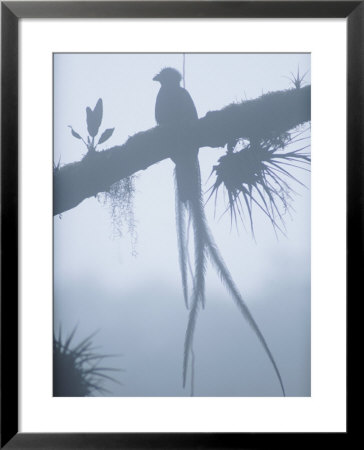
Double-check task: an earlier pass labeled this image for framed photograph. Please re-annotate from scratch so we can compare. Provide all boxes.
[1,1,355,448]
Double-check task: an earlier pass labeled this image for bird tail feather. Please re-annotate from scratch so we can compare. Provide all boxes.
[204,226,286,396]
[177,157,208,388]
[174,171,189,309]
[177,154,285,396]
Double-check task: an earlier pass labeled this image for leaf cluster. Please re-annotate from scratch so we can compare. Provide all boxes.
[209,128,311,236]
[68,98,115,153]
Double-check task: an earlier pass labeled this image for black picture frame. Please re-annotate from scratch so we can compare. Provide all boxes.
[1,1,356,448]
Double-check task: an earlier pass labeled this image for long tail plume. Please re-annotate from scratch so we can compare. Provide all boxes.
[181,159,207,388]
[204,226,286,396]
[174,172,189,308]
[188,161,207,311]
[176,156,285,396]
[183,283,200,388]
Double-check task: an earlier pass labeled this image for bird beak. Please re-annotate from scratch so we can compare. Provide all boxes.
[153,74,160,82]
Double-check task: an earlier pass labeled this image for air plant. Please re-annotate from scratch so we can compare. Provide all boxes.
[53,327,122,397]
[284,66,309,89]
[208,129,311,237]
[68,98,115,153]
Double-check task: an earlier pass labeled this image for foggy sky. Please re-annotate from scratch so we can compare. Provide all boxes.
[54,53,310,397]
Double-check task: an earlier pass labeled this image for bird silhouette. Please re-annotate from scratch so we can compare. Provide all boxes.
[153,67,285,396]
[154,67,202,312]
[154,67,199,202]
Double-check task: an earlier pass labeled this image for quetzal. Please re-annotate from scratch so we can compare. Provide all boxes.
[153,67,285,396]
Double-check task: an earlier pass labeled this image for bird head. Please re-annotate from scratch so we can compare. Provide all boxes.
[153,67,182,87]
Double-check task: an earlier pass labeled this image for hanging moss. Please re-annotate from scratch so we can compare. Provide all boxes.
[97,176,137,254]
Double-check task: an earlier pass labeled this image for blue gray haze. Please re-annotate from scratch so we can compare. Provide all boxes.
[54,53,311,396]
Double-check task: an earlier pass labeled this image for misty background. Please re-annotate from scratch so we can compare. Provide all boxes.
[53,53,310,397]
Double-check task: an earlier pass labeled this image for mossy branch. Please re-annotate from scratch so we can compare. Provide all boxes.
[54,85,310,216]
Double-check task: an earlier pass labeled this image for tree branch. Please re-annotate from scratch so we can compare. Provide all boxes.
[54,85,310,215]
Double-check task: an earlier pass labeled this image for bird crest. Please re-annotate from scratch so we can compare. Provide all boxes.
[153,67,182,84]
